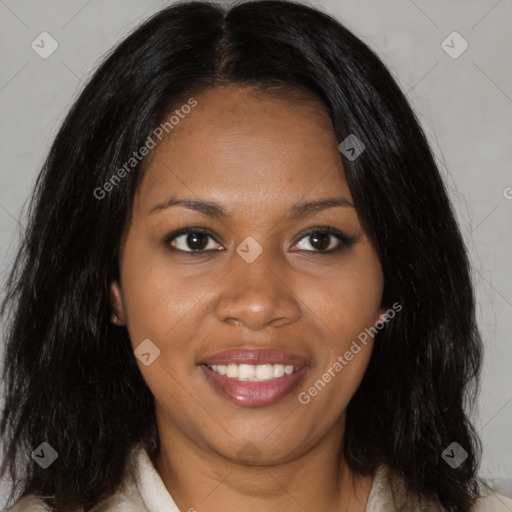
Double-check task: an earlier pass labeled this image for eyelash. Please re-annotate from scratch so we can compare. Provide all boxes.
[163,226,357,256]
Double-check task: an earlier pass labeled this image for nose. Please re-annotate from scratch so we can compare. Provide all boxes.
[214,248,301,330]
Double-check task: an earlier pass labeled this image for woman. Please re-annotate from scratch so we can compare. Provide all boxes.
[1,1,510,511]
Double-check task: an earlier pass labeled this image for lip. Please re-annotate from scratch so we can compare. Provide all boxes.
[199,348,311,367]
[198,347,311,407]
[200,364,309,407]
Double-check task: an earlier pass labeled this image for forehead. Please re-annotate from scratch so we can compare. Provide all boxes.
[134,85,351,213]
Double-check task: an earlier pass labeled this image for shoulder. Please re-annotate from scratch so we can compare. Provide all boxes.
[4,448,148,512]
[3,495,52,512]
[3,484,146,512]
[367,465,512,512]
[472,489,512,511]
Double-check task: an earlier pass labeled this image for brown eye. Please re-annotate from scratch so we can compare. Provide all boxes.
[165,229,223,253]
[294,227,357,254]
[307,232,331,250]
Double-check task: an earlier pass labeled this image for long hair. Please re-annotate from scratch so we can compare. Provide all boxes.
[1,1,485,510]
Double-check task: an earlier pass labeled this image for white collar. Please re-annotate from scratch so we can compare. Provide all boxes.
[133,445,181,511]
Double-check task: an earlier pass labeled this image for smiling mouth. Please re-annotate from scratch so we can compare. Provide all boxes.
[204,363,300,382]
[198,347,311,406]
[200,364,309,407]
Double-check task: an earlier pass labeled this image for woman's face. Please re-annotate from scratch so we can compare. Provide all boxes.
[110,85,385,464]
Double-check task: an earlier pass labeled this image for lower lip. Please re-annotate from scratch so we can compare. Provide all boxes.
[200,365,309,407]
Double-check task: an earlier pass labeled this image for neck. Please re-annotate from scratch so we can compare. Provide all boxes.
[152,419,373,512]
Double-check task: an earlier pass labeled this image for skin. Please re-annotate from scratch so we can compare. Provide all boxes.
[110,85,386,512]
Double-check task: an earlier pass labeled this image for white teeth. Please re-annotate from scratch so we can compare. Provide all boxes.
[273,364,285,378]
[207,363,298,381]
[227,364,238,378]
[255,364,274,381]
[238,364,255,381]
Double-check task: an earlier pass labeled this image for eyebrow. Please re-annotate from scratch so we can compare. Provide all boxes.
[148,195,354,218]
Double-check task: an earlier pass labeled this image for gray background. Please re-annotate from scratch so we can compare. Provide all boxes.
[1,0,511,505]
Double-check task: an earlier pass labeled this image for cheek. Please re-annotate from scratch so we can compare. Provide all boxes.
[297,348,371,435]
[298,274,381,423]
[301,246,382,399]
[119,244,200,344]
[305,248,383,341]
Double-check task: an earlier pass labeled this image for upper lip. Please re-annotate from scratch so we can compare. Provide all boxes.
[200,348,311,367]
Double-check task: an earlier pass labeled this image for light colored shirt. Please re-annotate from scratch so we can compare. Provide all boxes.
[5,444,512,511]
